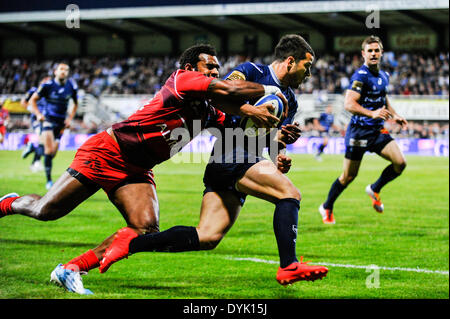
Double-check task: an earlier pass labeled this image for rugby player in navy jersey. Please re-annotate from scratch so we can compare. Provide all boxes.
[100,35,328,286]
[0,44,283,294]
[21,77,50,172]
[314,104,341,161]
[319,36,407,224]
[28,64,78,189]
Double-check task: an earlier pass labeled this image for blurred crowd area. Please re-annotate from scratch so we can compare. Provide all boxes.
[301,119,449,140]
[0,51,448,96]
[6,112,449,140]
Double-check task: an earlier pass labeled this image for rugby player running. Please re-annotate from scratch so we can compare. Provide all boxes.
[29,64,78,189]
[318,36,408,224]
[99,35,329,286]
[0,44,284,294]
[21,77,51,172]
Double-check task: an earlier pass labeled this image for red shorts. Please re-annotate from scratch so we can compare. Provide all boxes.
[69,131,155,194]
[0,125,6,136]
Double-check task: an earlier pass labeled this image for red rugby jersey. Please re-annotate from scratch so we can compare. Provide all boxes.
[112,69,225,168]
[0,108,8,126]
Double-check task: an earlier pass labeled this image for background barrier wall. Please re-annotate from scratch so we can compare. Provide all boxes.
[1,132,448,157]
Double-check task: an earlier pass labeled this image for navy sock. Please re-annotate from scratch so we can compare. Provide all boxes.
[129,226,200,254]
[44,154,53,182]
[33,144,44,163]
[323,178,347,210]
[317,144,325,155]
[273,198,300,268]
[371,164,401,193]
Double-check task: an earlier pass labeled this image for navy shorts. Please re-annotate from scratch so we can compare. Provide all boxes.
[31,115,42,135]
[203,154,265,205]
[344,124,394,161]
[42,116,65,140]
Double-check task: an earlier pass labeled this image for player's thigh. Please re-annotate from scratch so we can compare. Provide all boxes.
[378,140,407,168]
[196,191,242,248]
[41,129,56,153]
[109,182,159,234]
[236,160,300,204]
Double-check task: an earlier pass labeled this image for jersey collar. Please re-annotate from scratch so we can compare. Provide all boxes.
[268,64,282,87]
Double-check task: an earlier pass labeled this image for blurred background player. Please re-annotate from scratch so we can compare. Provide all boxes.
[319,36,408,224]
[20,77,51,172]
[0,99,10,144]
[99,35,329,286]
[313,104,341,161]
[28,64,78,189]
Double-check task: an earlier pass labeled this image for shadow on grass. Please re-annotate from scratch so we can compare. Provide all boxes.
[0,238,96,248]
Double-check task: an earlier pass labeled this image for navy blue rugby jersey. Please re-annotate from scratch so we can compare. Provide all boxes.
[348,64,390,128]
[225,61,298,127]
[319,112,334,132]
[36,78,78,119]
[25,86,47,113]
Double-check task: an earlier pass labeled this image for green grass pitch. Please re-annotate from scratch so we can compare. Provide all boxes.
[0,150,448,299]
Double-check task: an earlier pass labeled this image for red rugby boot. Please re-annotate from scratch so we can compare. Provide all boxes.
[365,185,384,213]
[319,204,335,224]
[276,257,328,286]
[99,227,138,273]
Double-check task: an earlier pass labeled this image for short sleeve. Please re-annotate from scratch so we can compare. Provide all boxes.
[348,72,365,93]
[225,62,260,82]
[36,83,50,98]
[174,70,214,99]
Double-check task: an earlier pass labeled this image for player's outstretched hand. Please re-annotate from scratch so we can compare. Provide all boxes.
[277,153,292,174]
[371,105,391,120]
[280,121,302,145]
[393,114,408,129]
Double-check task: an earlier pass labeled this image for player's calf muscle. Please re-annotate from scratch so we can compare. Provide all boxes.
[11,195,63,220]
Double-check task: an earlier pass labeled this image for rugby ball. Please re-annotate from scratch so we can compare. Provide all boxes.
[240,94,284,137]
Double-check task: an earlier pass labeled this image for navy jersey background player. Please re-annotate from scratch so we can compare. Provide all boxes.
[319,36,408,224]
[318,109,334,135]
[37,75,78,141]
[21,81,49,169]
[24,86,47,134]
[314,104,338,160]
[344,62,392,160]
[29,63,78,190]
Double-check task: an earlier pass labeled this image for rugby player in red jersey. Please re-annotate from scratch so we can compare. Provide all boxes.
[0,100,10,144]
[100,35,328,286]
[0,44,285,294]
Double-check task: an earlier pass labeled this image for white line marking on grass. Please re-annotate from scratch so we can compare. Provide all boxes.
[226,257,449,276]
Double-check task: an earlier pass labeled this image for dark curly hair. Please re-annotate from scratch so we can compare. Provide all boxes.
[274,34,315,62]
[179,44,217,69]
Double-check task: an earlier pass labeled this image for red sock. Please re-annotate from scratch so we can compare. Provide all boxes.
[63,249,100,272]
[0,196,19,216]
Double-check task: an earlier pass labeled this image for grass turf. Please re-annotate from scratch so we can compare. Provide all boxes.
[0,150,448,299]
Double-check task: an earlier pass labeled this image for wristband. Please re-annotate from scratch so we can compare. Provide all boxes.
[263,85,281,96]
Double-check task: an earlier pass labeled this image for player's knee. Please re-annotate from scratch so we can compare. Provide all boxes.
[340,174,357,186]
[198,231,224,250]
[37,204,63,221]
[281,184,301,201]
[130,214,159,234]
[394,159,407,174]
